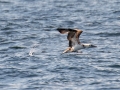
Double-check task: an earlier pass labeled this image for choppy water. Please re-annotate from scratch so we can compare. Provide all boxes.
[0,0,120,90]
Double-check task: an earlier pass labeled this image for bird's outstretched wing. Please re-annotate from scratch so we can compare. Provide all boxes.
[57,28,76,34]
[57,28,83,47]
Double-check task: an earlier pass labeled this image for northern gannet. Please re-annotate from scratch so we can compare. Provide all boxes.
[57,28,96,53]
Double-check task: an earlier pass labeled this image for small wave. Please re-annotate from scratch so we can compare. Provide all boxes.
[113,10,120,14]
[85,21,102,26]
[109,64,120,68]
[1,27,12,30]
[9,46,26,49]
[29,48,35,56]
[0,1,11,4]
[96,32,120,37]
[29,44,39,56]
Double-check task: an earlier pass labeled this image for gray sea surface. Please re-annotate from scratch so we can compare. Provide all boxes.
[0,0,120,90]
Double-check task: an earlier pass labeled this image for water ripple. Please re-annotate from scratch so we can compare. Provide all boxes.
[0,0,120,90]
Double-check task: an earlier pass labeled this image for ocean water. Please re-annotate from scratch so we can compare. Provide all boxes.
[0,0,120,90]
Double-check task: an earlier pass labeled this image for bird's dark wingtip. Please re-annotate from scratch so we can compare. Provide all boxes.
[57,28,68,30]
[57,28,62,33]
[57,28,69,33]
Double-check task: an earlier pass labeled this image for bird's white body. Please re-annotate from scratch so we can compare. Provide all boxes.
[71,43,95,52]
[70,34,95,52]
[62,43,96,53]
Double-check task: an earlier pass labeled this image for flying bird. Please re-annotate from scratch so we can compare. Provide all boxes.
[57,28,96,53]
